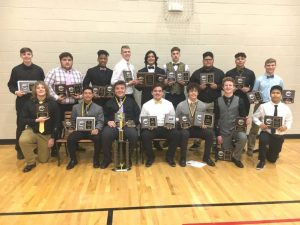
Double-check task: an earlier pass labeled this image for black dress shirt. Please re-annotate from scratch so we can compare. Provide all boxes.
[213,95,247,136]
[190,66,225,103]
[7,63,45,111]
[83,65,113,107]
[135,66,166,105]
[21,98,60,138]
[225,67,255,114]
[104,96,141,125]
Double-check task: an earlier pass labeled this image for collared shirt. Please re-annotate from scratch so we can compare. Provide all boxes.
[140,98,175,126]
[111,58,135,95]
[252,74,283,102]
[44,67,83,104]
[163,62,189,72]
[252,101,292,135]
[147,65,155,73]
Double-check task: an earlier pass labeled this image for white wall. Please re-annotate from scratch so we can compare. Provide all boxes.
[1,0,299,139]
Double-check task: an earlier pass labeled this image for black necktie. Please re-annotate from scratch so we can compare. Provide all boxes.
[267,75,274,79]
[173,63,179,66]
[148,66,154,69]
[271,105,278,134]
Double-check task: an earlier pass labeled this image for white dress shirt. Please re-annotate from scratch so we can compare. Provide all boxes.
[140,98,175,126]
[252,101,292,135]
[111,58,135,95]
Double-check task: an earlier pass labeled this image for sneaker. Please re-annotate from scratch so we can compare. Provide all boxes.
[256,160,265,170]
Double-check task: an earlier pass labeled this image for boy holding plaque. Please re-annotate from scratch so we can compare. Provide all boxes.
[100,81,140,169]
[253,85,292,170]
[7,47,45,160]
[19,81,60,172]
[176,83,215,167]
[111,45,141,99]
[140,84,180,167]
[247,58,283,156]
[66,87,104,170]
[214,77,249,168]
[225,52,255,115]
[83,50,113,107]
[163,47,190,109]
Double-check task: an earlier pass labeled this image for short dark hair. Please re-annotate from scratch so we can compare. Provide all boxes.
[203,51,214,59]
[82,86,93,93]
[114,80,126,89]
[222,77,235,86]
[144,50,158,66]
[186,83,199,93]
[97,50,109,57]
[151,83,164,91]
[270,85,282,94]
[235,52,247,58]
[59,52,73,60]
[171,47,180,53]
[20,47,32,54]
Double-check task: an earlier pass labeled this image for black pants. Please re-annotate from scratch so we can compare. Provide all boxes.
[67,131,101,161]
[58,103,75,138]
[101,126,138,162]
[179,126,214,160]
[165,93,186,109]
[141,127,180,160]
[15,109,25,152]
[258,131,284,163]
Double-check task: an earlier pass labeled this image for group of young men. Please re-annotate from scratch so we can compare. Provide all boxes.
[7,46,292,173]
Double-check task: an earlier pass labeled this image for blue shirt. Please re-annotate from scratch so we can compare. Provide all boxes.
[252,74,283,102]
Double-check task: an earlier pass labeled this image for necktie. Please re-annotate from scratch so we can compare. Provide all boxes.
[119,99,124,113]
[126,62,131,71]
[38,101,45,133]
[267,75,274,79]
[271,105,278,134]
[173,63,179,66]
[155,100,162,104]
[99,67,106,71]
[148,66,154,69]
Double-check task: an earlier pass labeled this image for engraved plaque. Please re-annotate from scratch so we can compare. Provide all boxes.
[235,117,247,132]
[264,116,283,129]
[217,148,232,161]
[282,90,295,104]
[156,74,166,84]
[36,103,49,118]
[247,91,263,104]
[123,71,133,82]
[179,114,191,129]
[167,71,176,82]
[55,84,67,97]
[104,85,114,98]
[141,116,157,129]
[76,117,95,131]
[203,113,214,128]
[164,114,176,129]
[235,76,245,89]
[200,73,214,84]
[18,80,37,93]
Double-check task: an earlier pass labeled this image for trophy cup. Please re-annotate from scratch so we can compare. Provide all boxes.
[235,76,245,89]
[164,114,176,129]
[18,80,37,93]
[235,117,247,132]
[123,70,133,83]
[113,112,130,172]
[264,116,283,129]
[141,116,157,129]
[75,117,95,131]
[36,103,49,118]
[282,90,295,104]
[55,84,67,97]
[179,114,191,129]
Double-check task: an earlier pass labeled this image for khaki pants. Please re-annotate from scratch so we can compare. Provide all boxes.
[19,127,51,165]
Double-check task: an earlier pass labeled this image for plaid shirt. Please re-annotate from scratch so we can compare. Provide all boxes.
[45,67,83,104]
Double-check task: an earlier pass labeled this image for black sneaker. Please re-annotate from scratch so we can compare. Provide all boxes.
[256,160,265,170]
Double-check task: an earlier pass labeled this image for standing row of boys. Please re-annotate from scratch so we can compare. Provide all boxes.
[8,46,292,173]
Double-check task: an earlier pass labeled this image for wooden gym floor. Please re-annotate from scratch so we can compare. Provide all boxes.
[0,139,299,225]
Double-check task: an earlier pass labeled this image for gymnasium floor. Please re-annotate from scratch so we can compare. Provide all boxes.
[0,140,299,225]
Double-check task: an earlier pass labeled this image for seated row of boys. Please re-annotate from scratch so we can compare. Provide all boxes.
[19,77,292,172]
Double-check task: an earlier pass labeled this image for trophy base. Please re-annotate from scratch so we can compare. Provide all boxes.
[112,167,131,172]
